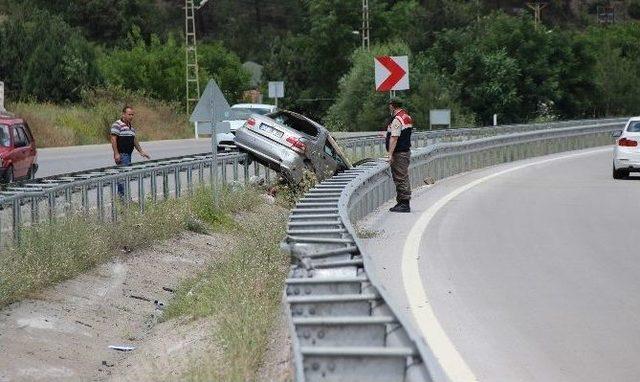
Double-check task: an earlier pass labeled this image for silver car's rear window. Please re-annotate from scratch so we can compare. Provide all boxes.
[268,111,319,137]
[627,121,640,132]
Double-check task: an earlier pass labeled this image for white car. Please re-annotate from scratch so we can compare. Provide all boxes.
[613,116,640,179]
[217,103,277,151]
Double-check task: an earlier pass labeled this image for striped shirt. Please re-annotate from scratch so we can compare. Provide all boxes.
[110,119,136,155]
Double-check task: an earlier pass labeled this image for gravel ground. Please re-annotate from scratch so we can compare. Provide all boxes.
[0,225,292,381]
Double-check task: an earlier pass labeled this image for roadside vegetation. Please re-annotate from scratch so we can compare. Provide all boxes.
[9,88,191,147]
[0,185,263,308]
[0,183,292,379]
[165,203,289,380]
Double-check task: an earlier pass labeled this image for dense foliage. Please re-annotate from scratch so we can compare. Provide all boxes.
[1,0,640,130]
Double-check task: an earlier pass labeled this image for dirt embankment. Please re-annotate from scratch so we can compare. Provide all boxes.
[0,228,291,381]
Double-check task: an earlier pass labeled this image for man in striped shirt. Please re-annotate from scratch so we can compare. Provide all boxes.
[110,106,150,197]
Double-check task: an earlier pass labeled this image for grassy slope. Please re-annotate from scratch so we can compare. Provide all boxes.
[0,186,261,307]
[9,96,191,148]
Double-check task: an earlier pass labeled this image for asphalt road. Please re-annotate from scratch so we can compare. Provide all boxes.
[360,146,640,382]
[35,132,377,177]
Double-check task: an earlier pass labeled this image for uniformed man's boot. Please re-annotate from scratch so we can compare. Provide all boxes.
[389,200,410,213]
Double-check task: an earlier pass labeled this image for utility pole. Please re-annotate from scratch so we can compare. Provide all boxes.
[185,0,203,115]
[527,2,547,29]
[362,0,370,51]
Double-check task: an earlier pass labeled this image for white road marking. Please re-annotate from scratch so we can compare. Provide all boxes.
[402,147,611,382]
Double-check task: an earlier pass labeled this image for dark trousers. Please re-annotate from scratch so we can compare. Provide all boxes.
[391,151,411,203]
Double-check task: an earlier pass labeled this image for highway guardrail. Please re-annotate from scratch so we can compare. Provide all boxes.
[281,118,626,381]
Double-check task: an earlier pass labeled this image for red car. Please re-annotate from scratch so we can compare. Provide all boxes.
[0,112,38,183]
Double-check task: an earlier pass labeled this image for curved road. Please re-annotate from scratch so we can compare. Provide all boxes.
[361,147,640,381]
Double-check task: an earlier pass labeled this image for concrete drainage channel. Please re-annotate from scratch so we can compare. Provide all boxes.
[281,118,627,382]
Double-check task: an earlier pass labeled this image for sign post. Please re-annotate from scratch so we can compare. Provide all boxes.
[209,85,219,207]
[268,81,284,108]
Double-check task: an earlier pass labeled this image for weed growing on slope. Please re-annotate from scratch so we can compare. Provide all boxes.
[164,203,289,381]
[0,185,263,308]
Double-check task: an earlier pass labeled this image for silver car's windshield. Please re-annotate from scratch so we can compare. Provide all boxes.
[627,121,640,132]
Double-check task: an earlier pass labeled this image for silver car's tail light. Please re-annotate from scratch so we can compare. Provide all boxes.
[286,136,306,152]
[245,118,256,128]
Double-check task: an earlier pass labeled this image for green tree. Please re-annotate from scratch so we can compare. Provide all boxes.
[99,28,250,104]
[13,0,178,45]
[0,8,100,102]
[427,13,597,123]
[583,22,640,116]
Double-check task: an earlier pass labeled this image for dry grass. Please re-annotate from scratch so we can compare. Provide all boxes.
[0,183,291,380]
[8,89,191,148]
[164,203,289,381]
[0,185,263,308]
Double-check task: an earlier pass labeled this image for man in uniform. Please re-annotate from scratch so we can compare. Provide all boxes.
[110,106,150,198]
[385,98,413,213]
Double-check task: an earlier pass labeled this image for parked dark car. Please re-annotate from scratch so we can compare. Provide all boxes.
[234,110,352,184]
[0,112,38,183]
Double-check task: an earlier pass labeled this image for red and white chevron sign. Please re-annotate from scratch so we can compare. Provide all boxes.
[374,55,409,92]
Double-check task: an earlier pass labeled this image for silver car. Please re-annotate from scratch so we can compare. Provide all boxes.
[234,110,352,184]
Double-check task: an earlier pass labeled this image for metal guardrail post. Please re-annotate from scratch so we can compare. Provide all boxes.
[186,166,194,195]
[162,169,170,199]
[233,158,239,182]
[31,196,39,225]
[124,175,132,207]
[150,171,158,203]
[209,159,215,189]
[198,162,205,184]
[138,174,145,213]
[221,157,228,183]
[47,191,56,223]
[81,185,89,215]
[97,181,105,221]
[65,188,72,214]
[174,167,181,198]
[12,199,21,243]
[110,180,118,222]
[243,160,250,185]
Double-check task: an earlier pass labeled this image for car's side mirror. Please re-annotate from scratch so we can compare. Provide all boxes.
[612,130,623,138]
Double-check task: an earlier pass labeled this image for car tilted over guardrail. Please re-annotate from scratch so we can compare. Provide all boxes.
[281,118,626,381]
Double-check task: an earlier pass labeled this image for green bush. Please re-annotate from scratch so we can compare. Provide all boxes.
[99,28,251,104]
[0,7,101,102]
